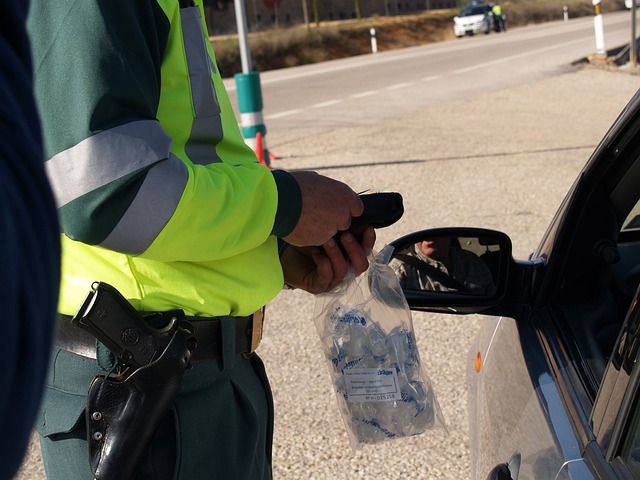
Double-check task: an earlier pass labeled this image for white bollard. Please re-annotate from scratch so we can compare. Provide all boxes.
[563,5,569,21]
[370,28,378,54]
[592,0,606,55]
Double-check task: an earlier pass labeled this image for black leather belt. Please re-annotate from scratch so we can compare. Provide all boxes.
[54,308,264,362]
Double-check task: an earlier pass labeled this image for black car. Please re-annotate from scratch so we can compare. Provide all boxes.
[384,87,640,479]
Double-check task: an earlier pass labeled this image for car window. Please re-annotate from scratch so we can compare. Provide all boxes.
[460,5,488,16]
[622,200,640,233]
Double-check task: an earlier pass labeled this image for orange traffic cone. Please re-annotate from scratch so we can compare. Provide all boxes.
[255,132,271,169]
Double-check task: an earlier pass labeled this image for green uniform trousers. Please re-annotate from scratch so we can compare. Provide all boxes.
[36,317,274,480]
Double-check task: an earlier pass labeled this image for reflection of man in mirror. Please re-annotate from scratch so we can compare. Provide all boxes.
[391,238,495,294]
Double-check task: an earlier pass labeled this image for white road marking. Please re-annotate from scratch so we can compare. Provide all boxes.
[265,109,302,119]
[350,90,378,98]
[386,82,412,90]
[311,99,343,108]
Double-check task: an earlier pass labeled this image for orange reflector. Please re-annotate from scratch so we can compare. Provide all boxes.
[474,352,483,373]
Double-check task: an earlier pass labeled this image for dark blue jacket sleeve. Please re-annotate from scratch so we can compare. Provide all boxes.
[0,1,60,477]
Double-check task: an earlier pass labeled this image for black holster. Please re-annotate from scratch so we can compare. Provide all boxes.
[86,326,195,480]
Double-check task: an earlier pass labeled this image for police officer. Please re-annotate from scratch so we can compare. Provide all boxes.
[492,3,506,32]
[27,1,374,479]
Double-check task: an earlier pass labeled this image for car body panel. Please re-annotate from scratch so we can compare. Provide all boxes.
[470,315,589,479]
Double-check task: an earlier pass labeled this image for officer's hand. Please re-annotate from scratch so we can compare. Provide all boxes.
[283,171,364,247]
[280,227,376,294]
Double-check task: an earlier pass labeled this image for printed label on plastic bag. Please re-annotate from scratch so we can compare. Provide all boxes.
[344,368,402,402]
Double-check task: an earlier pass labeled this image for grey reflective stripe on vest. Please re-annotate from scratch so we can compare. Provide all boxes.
[45,119,188,254]
[45,120,172,208]
[99,153,187,254]
[180,5,223,165]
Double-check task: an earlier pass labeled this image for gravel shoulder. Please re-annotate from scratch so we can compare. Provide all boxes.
[14,66,640,480]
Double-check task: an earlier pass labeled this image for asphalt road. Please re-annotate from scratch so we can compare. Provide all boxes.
[14,21,640,480]
[225,11,640,134]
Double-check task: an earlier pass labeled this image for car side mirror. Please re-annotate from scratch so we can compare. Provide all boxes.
[381,227,513,314]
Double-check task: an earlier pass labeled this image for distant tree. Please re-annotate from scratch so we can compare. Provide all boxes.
[355,0,362,18]
[313,0,319,26]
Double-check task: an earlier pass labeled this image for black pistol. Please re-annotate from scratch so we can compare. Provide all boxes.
[72,282,186,370]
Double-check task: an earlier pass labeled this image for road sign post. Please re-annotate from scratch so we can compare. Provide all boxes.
[593,0,606,55]
[632,0,638,67]
[233,0,271,165]
[370,28,378,53]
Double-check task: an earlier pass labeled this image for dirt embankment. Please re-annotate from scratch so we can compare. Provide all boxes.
[213,12,458,76]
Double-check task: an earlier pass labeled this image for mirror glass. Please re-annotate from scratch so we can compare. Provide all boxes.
[388,235,503,295]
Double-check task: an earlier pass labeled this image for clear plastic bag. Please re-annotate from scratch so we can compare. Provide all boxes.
[313,250,446,451]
